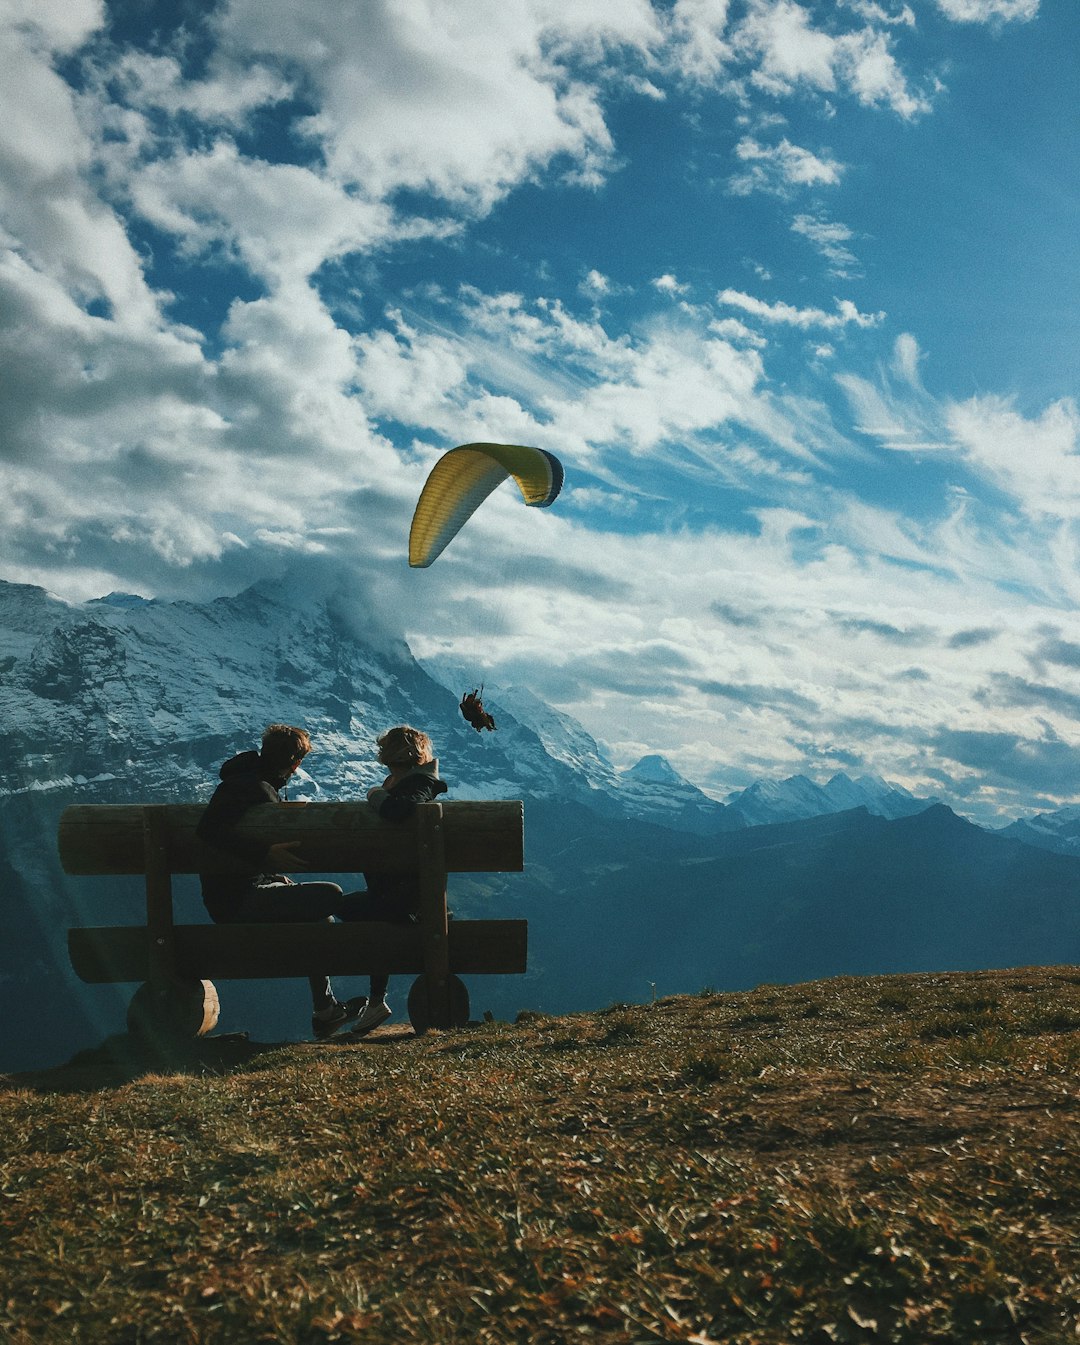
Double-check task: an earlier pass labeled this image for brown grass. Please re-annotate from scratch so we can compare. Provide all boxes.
[2,966,1079,1343]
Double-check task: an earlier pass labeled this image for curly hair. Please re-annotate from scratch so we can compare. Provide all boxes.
[377,725,434,769]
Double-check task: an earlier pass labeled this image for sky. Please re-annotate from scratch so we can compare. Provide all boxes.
[1,0,1078,824]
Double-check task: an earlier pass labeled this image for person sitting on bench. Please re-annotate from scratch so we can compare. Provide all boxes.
[343,725,449,1038]
[196,723,368,1040]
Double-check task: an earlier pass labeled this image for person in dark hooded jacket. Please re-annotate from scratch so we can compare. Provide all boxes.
[197,723,367,1040]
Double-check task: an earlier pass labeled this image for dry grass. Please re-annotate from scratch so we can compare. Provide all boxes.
[2,966,1079,1343]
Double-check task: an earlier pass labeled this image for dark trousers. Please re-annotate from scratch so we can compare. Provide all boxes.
[215,881,351,1009]
[337,889,415,1003]
[213,882,409,1007]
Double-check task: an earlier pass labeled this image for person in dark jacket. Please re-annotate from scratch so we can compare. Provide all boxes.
[344,724,448,1038]
[196,723,366,1040]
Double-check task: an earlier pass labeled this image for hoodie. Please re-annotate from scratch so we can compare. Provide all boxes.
[197,749,293,913]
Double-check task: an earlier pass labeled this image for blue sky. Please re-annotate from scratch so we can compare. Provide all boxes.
[1,0,1078,823]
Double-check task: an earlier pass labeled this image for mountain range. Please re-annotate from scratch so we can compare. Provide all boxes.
[1,575,1077,1071]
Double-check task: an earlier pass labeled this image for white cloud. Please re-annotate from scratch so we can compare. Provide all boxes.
[0,14,164,328]
[2,0,103,54]
[580,269,612,298]
[790,212,860,276]
[841,0,916,25]
[718,289,883,329]
[111,51,292,125]
[667,0,733,82]
[836,333,945,449]
[709,317,768,347]
[934,0,1038,21]
[211,0,657,212]
[736,0,839,93]
[733,0,930,118]
[128,140,405,284]
[947,396,1080,521]
[836,27,930,118]
[729,135,845,196]
[651,272,690,294]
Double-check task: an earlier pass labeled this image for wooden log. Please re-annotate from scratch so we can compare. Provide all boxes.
[408,973,470,1034]
[143,807,176,982]
[58,801,524,877]
[128,977,220,1041]
[68,919,528,984]
[416,803,452,1028]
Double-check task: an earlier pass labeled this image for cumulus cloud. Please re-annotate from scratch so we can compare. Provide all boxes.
[110,50,293,125]
[1,0,1075,824]
[718,289,883,330]
[0,13,163,327]
[211,0,657,211]
[651,273,691,294]
[666,0,734,82]
[946,396,1080,521]
[729,136,845,196]
[129,141,406,285]
[732,0,931,118]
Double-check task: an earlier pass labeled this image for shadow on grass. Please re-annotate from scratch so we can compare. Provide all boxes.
[2,1020,422,1094]
[1,1031,291,1095]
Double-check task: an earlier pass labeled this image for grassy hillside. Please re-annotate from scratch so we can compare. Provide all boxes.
[2,967,1079,1343]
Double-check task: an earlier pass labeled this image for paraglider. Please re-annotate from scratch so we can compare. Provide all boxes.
[408,442,564,568]
[460,687,496,733]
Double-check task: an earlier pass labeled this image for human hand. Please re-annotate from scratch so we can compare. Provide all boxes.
[267,841,307,870]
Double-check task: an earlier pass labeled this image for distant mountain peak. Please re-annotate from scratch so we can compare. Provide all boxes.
[625,754,683,784]
[89,592,153,608]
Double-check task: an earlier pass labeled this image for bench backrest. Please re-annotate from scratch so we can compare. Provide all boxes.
[58,801,525,877]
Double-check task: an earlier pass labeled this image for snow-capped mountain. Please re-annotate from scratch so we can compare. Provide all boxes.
[998,805,1080,857]
[724,771,935,827]
[1,573,1077,1072]
[419,670,733,835]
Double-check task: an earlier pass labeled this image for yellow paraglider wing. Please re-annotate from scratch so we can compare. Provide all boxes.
[408,442,564,568]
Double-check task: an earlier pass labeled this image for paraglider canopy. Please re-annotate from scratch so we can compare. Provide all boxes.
[408,442,564,568]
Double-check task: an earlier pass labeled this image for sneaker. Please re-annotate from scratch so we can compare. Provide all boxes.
[347,999,392,1038]
[312,996,367,1040]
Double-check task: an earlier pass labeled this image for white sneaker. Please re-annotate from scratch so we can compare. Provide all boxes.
[348,999,391,1038]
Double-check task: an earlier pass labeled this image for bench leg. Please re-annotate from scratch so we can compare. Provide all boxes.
[407,973,469,1033]
[128,977,220,1043]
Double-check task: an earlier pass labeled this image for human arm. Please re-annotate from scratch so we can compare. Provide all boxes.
[367,771,446,822]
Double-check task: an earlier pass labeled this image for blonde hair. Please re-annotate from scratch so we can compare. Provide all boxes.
[261,723,312,771]
[377,725,433,769]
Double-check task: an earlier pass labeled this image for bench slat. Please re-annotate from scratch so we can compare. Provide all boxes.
[58,801,524,877]
[68,919,528,983]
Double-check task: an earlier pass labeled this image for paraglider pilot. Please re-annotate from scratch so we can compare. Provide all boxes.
[460,687,496,732]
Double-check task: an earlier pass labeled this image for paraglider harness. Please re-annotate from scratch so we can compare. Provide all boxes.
[460,686,496,733]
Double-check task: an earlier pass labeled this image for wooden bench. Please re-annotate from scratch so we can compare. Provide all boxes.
[58,800,527,1039]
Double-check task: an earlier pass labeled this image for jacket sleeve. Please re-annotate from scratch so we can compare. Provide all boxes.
[196,778,277,866]
[371,775,445,823]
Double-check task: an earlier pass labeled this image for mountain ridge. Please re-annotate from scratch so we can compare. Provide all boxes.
[2,575,1078,1071]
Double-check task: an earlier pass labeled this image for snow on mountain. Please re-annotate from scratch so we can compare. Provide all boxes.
[998,805,1080,857]
[725,771,936,827]
[0,579,737,838]
[467,681,617,784]
[821,772,937,821]
[626,754,682,784]
[417,667,733,833]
